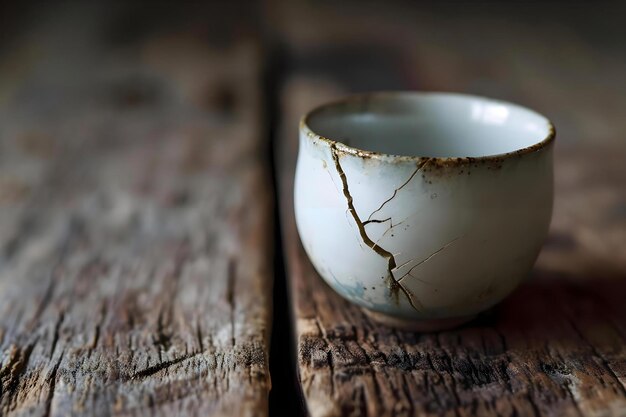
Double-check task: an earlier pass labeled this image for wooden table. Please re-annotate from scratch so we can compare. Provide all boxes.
[0,4,272,416]
[1,2,625,416]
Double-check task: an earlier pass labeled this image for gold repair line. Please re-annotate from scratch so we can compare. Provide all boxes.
[366,159,430,222]
[330,144,422,312]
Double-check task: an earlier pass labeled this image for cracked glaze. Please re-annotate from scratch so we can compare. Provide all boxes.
[294,92,555,324]
[330,143,422,311]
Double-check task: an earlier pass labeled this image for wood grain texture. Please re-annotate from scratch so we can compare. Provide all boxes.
[273,1,626,408]
[0,4,272,416]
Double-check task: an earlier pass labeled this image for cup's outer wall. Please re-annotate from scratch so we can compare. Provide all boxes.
[295,126,554,320]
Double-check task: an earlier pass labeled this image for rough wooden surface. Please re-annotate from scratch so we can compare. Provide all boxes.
[0,4,272,416]
[2,2,626,416]
[274,2,626,416]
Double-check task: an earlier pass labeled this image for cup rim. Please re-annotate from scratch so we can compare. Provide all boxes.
[300,91,556,164]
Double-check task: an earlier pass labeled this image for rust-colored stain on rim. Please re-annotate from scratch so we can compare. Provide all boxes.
[300,91,556,166]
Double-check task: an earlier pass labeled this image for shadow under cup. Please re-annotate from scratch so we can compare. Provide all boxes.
[295,92,555,331]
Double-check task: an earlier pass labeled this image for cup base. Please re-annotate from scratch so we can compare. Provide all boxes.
[362,308,477,332]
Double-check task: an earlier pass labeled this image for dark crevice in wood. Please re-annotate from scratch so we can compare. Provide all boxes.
[129,352,200,381]
[228,258,236,347]
[48,311,65,359]
[87,302,106,357]
[196,321,204,353]
[264,40,308,417]
[42,350,63,417]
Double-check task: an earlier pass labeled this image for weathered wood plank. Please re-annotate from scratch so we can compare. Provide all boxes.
[0,4,271,416]
[274,2,626,415]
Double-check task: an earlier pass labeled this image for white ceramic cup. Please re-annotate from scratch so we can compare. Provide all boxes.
[295,92,555,331]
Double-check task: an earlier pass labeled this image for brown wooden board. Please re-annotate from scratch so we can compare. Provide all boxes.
[273,1,626,412]
[0,4,272,416]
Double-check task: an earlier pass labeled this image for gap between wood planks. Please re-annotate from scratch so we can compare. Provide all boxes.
[265,42,308,417]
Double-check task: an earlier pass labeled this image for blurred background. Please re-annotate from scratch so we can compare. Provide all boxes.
[1,1,624,416]
[2,1,625,148]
